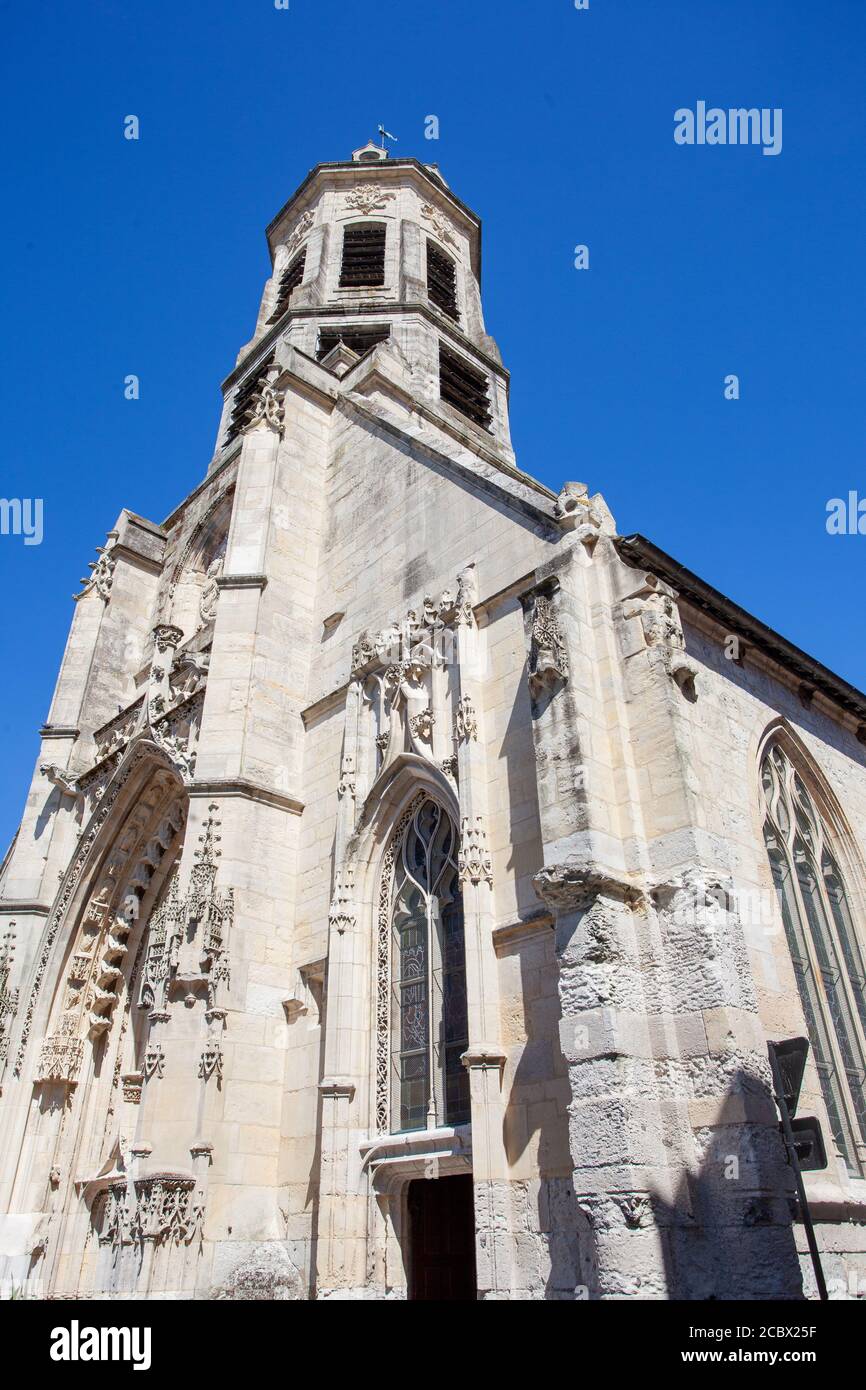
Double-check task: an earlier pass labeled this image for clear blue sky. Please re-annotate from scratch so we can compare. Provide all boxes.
[1,0,864,853]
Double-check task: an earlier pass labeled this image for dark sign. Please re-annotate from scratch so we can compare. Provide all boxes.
[768,1037,809,1116]
[786,1117,828,1172]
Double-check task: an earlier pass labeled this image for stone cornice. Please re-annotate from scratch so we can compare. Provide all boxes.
[215,574,268,592]
[260,301,511,386]
[319,1076,356,1100]
[265,157,482,267]
[461,1044,507,1070]
[190,778,303,815]
[492,910,553,954]
[110,543,164,577]
[617,533,866,731]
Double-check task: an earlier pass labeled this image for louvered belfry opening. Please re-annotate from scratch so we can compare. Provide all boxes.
[317,325,391,361]
[339,222,386,287]
[427,241,459,321]
[438,343,492,431]
[266,250,306,324]
[225,353,275,444]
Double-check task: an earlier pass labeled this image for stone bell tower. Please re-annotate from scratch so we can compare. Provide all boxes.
[218,138,513,463]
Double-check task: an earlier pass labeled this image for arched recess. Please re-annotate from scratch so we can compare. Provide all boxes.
[5,741,188,1281]
[166,486,234,642]
[756,718,866,1177]
[341,756,465,1139]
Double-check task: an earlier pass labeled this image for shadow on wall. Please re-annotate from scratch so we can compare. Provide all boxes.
[501,923,584,1300]
[572,1066,804,1301]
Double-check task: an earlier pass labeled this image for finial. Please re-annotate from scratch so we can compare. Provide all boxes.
[377,124,397,151]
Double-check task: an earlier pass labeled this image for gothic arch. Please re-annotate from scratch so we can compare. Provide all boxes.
[13,745,183,1081]
[5,746,186,1225]
[753,717,866,900]
[354,769,465,1138]
[754,717,866,1176]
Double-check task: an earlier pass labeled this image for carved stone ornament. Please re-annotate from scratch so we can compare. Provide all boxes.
[121,1070,143,1103]
[84,633,208,789]
[245,381,285,436]
[454,695,478,743]
[281,208,314,259]
[139,804,233,1018]
[622,577,698,697]
[458,815,493,887]
[533,863,644,913]
[528,593,569,698]
[337,754,356,799]
[97,1175,202,1250]
[40,763,81,798]
[153,623,184,655]
[616,1193,653,1230]
[78,530,118,602]
[198,1039,223,1081]
[199,558,222,627]
[345,183,395,215]
[33,787,186,1087]
[36,1029,84,1086]
[143,1041,165,1080]
[421,203,458,249]
[409,707,435,742]
[328,866,356,935]
[350,569,476,678]
[554,482,604,552]
[0,927,19,1067]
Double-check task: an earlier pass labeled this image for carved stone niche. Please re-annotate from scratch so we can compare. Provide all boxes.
[522,581,569,701]
[621,573,698,699]
[349,568,478,791]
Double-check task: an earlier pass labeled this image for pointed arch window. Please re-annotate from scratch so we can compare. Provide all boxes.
[760,742,866,1176]
[379,798,470,1133]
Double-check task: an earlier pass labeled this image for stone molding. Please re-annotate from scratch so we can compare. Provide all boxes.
[190,779,303,815]
[319,1076,356,1101]
[215,573,268,592]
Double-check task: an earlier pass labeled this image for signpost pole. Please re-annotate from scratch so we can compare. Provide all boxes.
[768,1042,828,1301]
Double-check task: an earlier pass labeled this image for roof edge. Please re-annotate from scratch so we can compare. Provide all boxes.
[615,533,866,727]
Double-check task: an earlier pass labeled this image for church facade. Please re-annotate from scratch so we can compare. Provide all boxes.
[1,144,866,1300]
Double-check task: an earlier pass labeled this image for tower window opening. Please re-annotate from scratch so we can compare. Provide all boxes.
[438,344,492,431]
[427,241,459,322]
[339,222,386,287]
[224,353,275,445]
[266,250,306,324]
[317,325,391,361]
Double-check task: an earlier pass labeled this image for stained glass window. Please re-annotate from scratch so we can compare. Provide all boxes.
[761,743,866,1176]
[390,800,470,1132]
